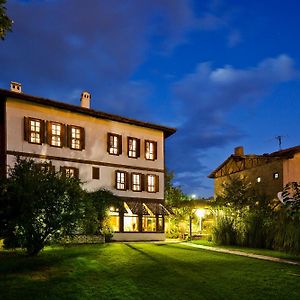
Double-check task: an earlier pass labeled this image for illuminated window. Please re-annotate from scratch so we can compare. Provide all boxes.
[116,171,127,190]
[24,117,44,144]
[128,137,140,158]
[145,140,157,160]
[68,125,84,150]
[257,177,261,183]
[273,172,279,179]
[146,174,159,193]
[48,122,63,147]
[61,166,79,179]
[124,202,139,232]
[108,133,122,155]
[131,173,142,191]
[37,163,55,173]
[108,207,120,232]
[142,203,156,232]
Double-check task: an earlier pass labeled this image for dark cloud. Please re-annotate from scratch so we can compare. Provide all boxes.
[167,55,296,195]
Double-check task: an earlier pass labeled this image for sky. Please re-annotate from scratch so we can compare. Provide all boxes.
[1,0,300,198]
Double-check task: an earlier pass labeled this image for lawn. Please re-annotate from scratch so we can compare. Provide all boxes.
[1,243,300,300]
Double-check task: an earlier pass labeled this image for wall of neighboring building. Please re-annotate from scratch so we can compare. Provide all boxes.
[0,96,6,177]
[214,159,283,199]
[283,152,300,185]
[6,97,165,199]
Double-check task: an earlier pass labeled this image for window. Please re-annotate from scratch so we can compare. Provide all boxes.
[256,176,261,183]
[273,172,279,179]
[37,162,55,173]
[145,140,157,160]
[116,170,128,190]
[107,133,122,155]
[142,203,156,232]
[92,167,100,180]
[146,174,159,193]
[108,206,120,232]
[131,173,143,192]
[124,202,139,232]
[128,137,140,158]
[61,166,79,178]
[47,121,64,147]
[67,125,85,150]
[24,117,45,144]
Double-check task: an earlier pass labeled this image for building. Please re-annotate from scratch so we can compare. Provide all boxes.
[208,146,300,199]
[0,82,176,241]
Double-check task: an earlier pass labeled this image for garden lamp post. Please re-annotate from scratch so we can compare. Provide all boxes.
[195,208,206,232]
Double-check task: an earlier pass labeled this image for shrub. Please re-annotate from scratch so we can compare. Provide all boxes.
[212,216,237,245]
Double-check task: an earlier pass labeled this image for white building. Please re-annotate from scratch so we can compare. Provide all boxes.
[0,82,176,241]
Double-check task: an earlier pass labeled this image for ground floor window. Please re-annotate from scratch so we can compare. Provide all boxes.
[107,201,166,233]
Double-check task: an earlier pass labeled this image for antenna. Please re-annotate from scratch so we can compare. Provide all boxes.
[275,135,285,150]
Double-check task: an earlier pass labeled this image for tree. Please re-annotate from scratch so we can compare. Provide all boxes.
[0,0,13,40]
[0,158,85,255]
[82,188,122,237]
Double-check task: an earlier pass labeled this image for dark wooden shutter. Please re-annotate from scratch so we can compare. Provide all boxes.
[125,171,129,190]
[155,175,159,192]
[154,141,158,160]
[74,168,79,179]
[46,121,52,145]
[136,138,141,158]
[67,125,71,148]
[24,117,29,141]
[144,141,148,159]
[40,120,45,143]
[114,170,118,189]
[141,174,145,191]
[118,135,122,155]
[61,124,66,147]
[92,167,99,180]
[80,127,85,150]
[107,133,111,153]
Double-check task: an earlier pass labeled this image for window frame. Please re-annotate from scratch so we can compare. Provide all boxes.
[146,174,159,193]
[145,140,157,161]
[67,125,85,151]
[24,117,45,145]
[108,133,122,156]
[131,173,143,192]
[115,170,128,190]
[47,121,64,148]
[60,166,79,179]
[127,137,140,159]
[92,166,100,180]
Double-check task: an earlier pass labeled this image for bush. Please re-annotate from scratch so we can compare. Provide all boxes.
[212,216,237,245]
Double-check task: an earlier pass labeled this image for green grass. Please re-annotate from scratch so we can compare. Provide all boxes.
[1,243,300,300]
[191,239,300,261]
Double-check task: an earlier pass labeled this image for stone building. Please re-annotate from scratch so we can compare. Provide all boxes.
[208,146,300,199]
[0,82,176,241]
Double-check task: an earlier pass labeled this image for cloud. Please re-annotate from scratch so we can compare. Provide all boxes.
[168,55,296,194]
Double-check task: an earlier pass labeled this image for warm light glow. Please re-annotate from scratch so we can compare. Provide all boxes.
[195,208,205,218]
[191,194,196,199]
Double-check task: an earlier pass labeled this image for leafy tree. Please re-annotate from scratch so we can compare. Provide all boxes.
[0,158,85,255]
[0,0,13,40]
[82,188,122,236]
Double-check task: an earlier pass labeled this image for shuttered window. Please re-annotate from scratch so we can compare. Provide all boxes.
[60,166,79,179]
[145,140,157,160]
[108,133,122,155]
[146,174,159,193]
[128,137,140,158]
[92,167,100,180]
[24,117,45,144]
[68,125,85,150]
[47,121,64,147]
[115,170,128,190]
[131,173,143,192]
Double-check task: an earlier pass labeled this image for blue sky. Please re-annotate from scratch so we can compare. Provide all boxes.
[1,0,300,197]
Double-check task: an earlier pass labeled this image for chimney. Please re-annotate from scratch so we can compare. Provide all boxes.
[234,146,244,156]
[10,81,22,93]
[80,91,91,109]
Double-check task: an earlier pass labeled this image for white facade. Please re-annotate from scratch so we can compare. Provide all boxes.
[1,89,175,241]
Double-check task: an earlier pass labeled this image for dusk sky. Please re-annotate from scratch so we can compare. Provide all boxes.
[1,0,300,197]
